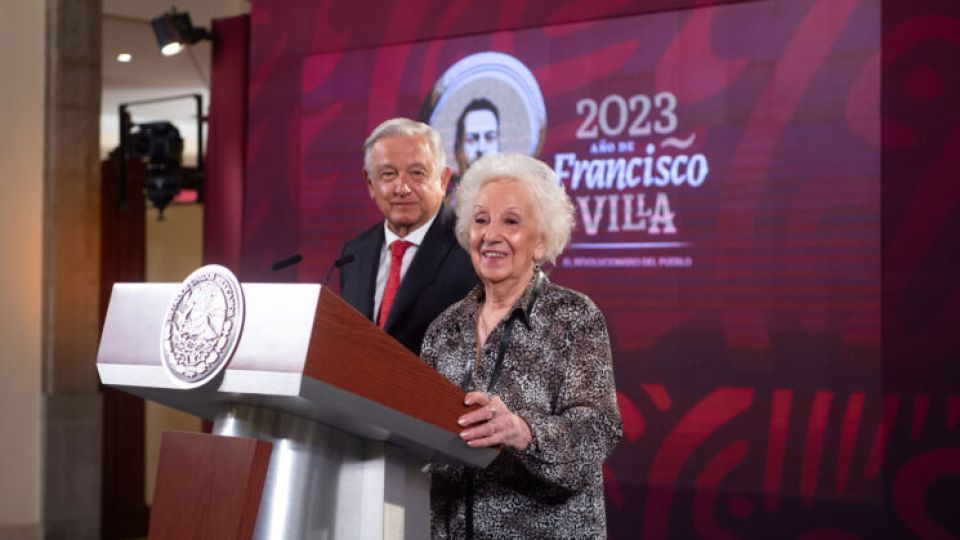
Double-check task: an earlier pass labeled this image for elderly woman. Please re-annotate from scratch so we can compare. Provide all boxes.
[421,153,623,538]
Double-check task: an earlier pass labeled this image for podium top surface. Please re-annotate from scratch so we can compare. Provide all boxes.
[97,281,496,468]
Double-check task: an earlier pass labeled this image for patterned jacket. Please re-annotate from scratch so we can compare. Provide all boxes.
[421,273,623,539]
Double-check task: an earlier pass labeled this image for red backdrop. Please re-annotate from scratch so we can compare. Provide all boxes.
[204,0,960,537]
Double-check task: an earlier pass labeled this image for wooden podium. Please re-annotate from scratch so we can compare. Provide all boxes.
[97,279,495,539]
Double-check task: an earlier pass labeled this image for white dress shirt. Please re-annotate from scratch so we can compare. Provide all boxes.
[373,209,440,323]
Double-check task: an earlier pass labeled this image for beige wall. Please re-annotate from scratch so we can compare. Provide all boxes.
[0,0,44,535]
[144,204,204,503]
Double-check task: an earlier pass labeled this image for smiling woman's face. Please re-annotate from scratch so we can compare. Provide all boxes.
[468,179,545,289]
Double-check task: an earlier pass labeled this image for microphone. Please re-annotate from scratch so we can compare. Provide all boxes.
[260,254,304,279]
[270,254,303,272]
[324,254,355,285]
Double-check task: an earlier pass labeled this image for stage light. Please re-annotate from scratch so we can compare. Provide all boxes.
[150,9,213,57]
[161,42,182,57]
[116,53,132,63]
[116,94,205,215]
[128,121,184,217]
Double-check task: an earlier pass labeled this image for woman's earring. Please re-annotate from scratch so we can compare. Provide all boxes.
[534,260,542,274]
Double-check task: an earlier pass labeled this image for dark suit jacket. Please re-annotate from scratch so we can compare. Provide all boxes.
[339,205,478,355]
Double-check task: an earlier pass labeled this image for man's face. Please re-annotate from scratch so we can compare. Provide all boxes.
[462,109,500,166]
[365,134,451,237]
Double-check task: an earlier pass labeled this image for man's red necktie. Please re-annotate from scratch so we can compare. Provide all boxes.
[378,240,412,328]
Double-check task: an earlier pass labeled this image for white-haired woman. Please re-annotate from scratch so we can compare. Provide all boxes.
[421,154,622,538]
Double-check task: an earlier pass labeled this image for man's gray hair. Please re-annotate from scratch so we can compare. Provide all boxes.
[363,118,447,177]
[454,153,575,264]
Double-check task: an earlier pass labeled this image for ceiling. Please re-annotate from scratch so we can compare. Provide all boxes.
[101,0,250,162]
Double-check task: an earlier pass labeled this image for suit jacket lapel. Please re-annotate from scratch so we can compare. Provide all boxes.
[384,206,457,331]
[356,227,384,320]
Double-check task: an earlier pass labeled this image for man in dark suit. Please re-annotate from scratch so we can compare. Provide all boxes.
[339,118,478,355]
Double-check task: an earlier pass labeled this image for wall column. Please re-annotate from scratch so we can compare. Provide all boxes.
[42,0,103,538]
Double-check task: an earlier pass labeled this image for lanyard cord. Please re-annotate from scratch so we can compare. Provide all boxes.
[459,271,542,539]
[459,271,543,394]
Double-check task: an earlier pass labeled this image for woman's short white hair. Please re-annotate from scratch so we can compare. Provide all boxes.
[454,153,575,264]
